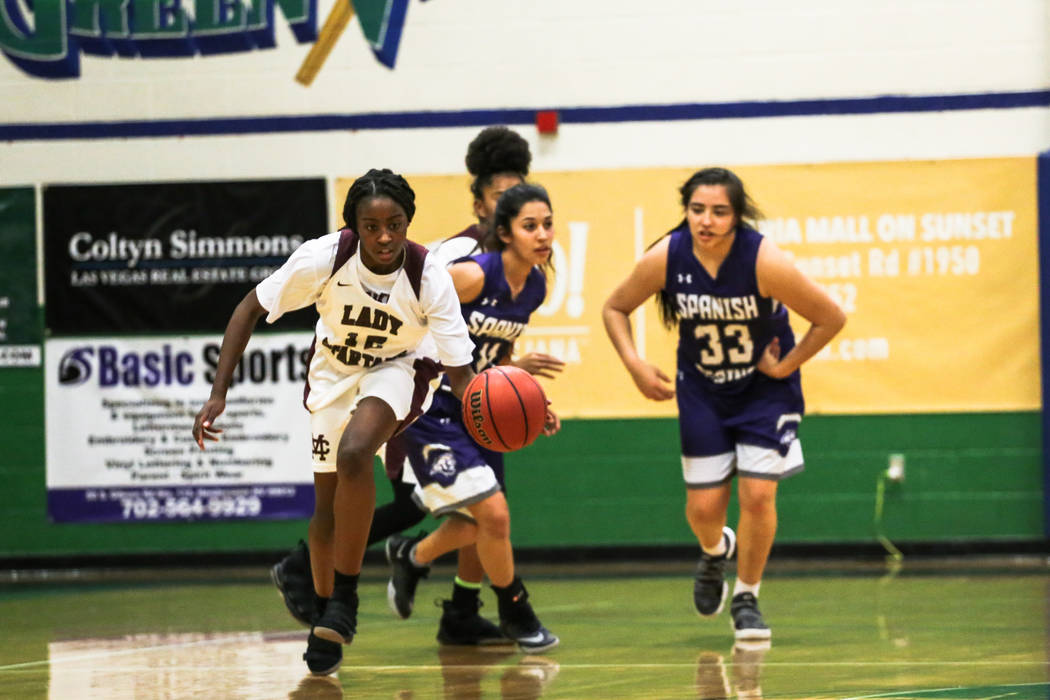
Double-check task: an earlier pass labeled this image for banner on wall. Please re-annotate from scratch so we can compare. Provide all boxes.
[0,187,41,367]
[43,179,328,335]
[45,333,314,523]
[388,157,1039,417]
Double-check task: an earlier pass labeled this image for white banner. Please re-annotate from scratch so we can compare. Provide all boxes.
[45,333,315,523]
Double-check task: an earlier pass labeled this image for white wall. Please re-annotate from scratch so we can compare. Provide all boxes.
[1,0,1048,185]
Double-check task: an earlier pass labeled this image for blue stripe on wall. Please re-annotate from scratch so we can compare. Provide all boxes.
[2,89,1049,141]
[1038,149,1050,538]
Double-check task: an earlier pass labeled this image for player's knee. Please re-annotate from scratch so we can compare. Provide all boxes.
[476,504,511,540]
[335,441,374,478]
[738,490,776,515]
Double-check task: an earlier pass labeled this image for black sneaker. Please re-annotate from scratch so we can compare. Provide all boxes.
[498,584,559,653]
[730,592,771,641]
[303,632,343,676]
[312,595,358,645]
[271,539,318,627]
[385,532,430,619]
[436,598,511,646]
[693,526,737,618]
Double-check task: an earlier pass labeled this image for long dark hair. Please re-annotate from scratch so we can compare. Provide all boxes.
[342,168,416,230]
[652,167,762,328]
[485,183,555,276]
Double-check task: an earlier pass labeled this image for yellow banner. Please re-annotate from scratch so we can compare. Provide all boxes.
[336,157,1040,416]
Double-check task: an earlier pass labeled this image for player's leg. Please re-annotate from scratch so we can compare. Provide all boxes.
[677,374,737,618]
[386,514,474,619]
[467,493,558,653]
[270,471,332,627]
[728,405,804,642]
[369,437,428,546]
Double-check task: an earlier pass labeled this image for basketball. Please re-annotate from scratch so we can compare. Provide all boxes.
[461,366,548,452]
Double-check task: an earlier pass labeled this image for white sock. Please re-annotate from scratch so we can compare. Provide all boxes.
[409,544,426,567]
[733,579,760,597]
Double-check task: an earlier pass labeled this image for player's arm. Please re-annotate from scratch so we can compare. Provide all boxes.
[755,238,847,379]
[602,238,675,401]
[448,260,485,303]
[422,260,477,392]
[444,363,476,401]
[192,289,267,449]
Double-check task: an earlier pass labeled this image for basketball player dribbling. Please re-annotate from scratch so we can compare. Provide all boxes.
[271,126,564,648]
[385,183,562,653]
[191,169,477,675]
[603,167,846,642]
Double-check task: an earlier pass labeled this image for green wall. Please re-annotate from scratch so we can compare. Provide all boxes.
[1,363,1043,558]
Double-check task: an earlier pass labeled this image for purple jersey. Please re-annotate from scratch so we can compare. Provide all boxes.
[666,224,798,396]
[457,251,546,373]
[401,251,546,499]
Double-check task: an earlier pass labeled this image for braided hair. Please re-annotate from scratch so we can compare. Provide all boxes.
[465,127,532,200]
[342,168,417,230]
[652,167,763,329]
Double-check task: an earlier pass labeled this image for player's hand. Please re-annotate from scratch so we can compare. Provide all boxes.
[512,352,565,379]
[192,398,226,450]
[542,404,561,436]
[756,337,784,378]
[629,362,675,401]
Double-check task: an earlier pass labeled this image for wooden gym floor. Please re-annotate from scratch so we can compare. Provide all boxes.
[0,556,1047,699]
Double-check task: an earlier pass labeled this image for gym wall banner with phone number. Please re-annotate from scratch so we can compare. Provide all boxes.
[387,156,1039,418]
[42,179,326,524]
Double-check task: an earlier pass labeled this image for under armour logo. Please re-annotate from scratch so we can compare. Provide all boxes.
[312,434,331,460]
[677,273,692,284]
[480,297,497,306]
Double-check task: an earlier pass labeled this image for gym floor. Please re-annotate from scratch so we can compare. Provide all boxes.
[1,556,1047,699]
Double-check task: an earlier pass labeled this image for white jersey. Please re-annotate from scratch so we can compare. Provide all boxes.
[255,230,474,411]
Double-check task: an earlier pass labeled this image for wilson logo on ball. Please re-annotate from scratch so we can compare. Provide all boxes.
[461,366,547,452]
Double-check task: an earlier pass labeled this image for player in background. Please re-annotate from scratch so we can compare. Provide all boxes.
[386,183,562,653]
[602,167,845,641]
[192,169,477,675]
[271,127,563,646]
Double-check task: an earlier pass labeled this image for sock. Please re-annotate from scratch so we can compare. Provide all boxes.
[701,533,728,557]
[408,543,426,568]
[733,579,760,598]
[491,576,525,614]
[451,577,482,610]
[332,570,359,602]
[315,594,329,616]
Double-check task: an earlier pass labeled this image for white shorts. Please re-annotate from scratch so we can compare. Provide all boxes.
[408,461,501,520]
[682,439,804,489]
[309,354,440,473]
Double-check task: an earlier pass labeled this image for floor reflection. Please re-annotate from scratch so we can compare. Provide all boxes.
[434,646,561,700]
[695,641,770,700]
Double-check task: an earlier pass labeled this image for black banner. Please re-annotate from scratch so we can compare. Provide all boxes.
[43,179,328,334]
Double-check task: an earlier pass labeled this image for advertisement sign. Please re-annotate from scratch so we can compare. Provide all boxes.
[45,333,314,523]
[0,187,41,367]
[43,179,327,335]
[384,157,1038,417]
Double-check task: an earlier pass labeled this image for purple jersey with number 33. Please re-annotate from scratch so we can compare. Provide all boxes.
[666,224,800,397]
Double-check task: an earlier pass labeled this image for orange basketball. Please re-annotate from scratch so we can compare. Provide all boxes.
[461,366,548,452]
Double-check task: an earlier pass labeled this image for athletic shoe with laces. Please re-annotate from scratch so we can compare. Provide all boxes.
[693,526,737,618]
[271,539,318,627]
[730,592,771,641]
[497,585,559,653]
[436,598,511,646]
[385,532,430,619]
